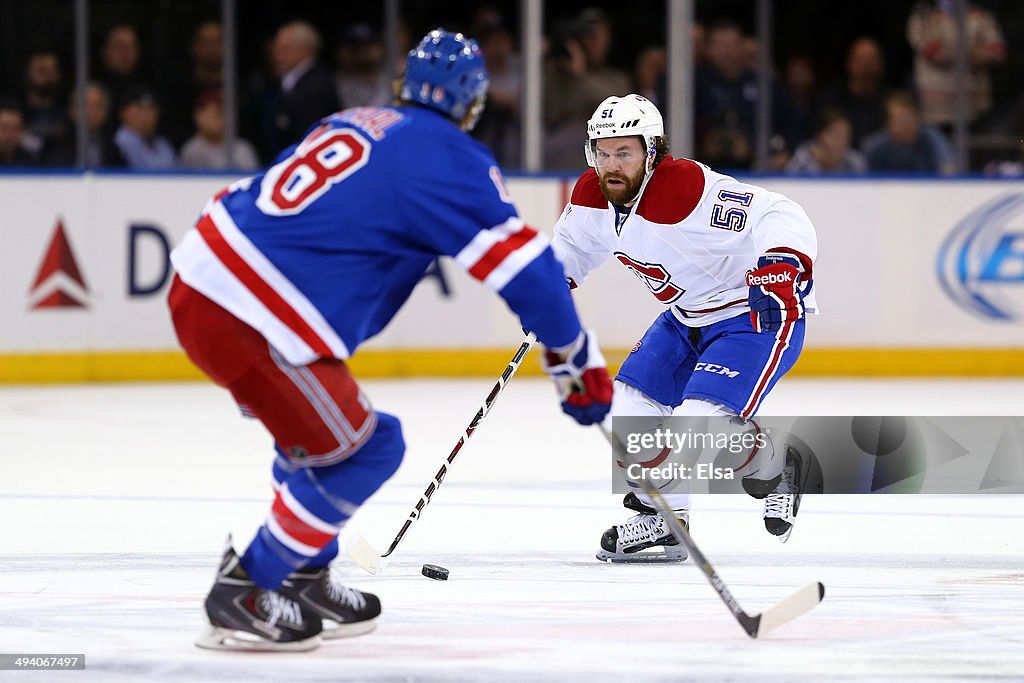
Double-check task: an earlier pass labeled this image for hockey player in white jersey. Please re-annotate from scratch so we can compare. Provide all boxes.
[551,94,818,562]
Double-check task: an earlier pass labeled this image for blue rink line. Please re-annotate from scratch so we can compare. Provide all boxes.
[2,491,1023,519]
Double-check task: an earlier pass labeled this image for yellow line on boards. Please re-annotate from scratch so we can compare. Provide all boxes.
[1,348,1024,384]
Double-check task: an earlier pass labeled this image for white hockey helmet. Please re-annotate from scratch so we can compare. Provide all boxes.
[585,94,665,169]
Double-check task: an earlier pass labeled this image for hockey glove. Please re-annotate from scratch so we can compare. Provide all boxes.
[746,252,809,333]
[542,329,613,426]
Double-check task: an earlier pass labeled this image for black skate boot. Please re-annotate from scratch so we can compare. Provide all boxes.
[763,445,809,543]
[195,541,322,652]
[596,492,689,563]
[281,566,381,640]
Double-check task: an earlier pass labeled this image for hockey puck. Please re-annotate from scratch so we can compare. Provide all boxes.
[421,564,449,581]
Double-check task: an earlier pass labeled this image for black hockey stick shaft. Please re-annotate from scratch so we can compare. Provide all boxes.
[379,332,538,559]
[599,424,823,638]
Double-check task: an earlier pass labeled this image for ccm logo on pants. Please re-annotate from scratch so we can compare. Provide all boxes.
[694,362,740,378]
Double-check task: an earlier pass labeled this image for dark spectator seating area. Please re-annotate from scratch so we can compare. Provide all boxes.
[0,0,1021,175]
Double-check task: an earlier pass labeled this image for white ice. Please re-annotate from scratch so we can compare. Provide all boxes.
[1,378,1023,682]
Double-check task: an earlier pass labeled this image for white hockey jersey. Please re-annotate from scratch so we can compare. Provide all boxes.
[552,156,818,327]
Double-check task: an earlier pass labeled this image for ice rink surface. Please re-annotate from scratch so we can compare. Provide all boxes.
[1,377,1023,682]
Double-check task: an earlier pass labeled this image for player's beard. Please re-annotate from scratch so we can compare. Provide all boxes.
[599,165,646,205]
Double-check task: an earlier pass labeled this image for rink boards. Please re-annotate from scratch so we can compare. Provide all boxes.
[1,172,1023,382]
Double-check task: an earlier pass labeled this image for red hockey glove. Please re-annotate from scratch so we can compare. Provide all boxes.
[746,253,810,333]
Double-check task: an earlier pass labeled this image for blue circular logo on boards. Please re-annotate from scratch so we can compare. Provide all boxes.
[937,193,1024,321]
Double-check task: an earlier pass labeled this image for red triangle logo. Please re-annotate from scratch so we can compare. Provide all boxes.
[28,218,90,309]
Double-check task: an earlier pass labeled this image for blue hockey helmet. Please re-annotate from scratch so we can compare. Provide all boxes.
[400,29,489,131]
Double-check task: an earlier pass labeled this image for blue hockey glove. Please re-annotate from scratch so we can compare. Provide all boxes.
[746,253,810,333]
[541,329,613,425]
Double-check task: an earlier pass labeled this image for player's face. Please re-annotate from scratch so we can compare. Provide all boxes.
[594,137,646,204]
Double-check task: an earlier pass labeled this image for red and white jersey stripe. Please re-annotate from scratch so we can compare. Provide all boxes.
[170,201,350,365]
[455,217,550,291]
[266,483,345,557]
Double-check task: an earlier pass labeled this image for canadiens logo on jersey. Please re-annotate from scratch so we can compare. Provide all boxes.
[28,218,91,310]
[614,252,685,303]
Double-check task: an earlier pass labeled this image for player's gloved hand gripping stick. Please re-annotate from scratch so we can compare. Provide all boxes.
[599,423,824,638]
[541,329,614,425]
[346,332,539,575]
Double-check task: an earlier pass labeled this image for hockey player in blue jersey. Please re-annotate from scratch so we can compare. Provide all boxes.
[168,29,613,652]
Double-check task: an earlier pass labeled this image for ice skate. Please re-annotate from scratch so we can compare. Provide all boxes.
[195,542,322,652]
[281,566,381,640]
[597,492,689,563]
[763,445,808,543]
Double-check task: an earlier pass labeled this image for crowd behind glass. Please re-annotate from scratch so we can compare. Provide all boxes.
[0,2,1020,176]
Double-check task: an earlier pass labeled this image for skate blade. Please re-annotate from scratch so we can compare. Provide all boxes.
[596,548,687,564]
[321,617,378,640]
[194,626,321,652]
[775,527,793,544]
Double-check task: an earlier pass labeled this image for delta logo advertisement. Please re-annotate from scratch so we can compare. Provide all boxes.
[27,218,91,310]
[937,193,1024,321]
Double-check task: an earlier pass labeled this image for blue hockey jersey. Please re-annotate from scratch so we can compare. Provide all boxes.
[171,106,581,364]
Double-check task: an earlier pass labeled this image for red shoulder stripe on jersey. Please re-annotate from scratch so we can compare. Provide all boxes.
[636,157,705,225]
[569,169,606,209]
[195,214,333,357]
[467,224,539,281]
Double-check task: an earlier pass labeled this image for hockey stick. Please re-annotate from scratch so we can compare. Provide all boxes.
[598,424,824,638]
[346,332,538,575]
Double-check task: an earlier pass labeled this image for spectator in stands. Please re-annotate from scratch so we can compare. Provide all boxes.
[0,103,40,166]
[741,35,760,72]
[472,16,521,168]
[820,37,888,149]
[695,20,760,169]
[113,86,177,169]
[96,25,146,119]
[654,22,705,121]
[906,0,1006,131]
[693,22,707,67]
[190,20,226,94]
[634,46,666,108]
[261,21,339,159]
[543,8,631,169]
[43,82,124,167]
[783,54,821,146]
[20,50,70,159]
[164,20,226,147]
[863,92,955,174]
[786,109,868,174]
[576,8,631,88]
[180,89,259,171]
[333,23,391,109]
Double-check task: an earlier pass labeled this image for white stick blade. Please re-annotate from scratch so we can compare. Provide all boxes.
[345,533,384,575]
[756,582,825,636]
